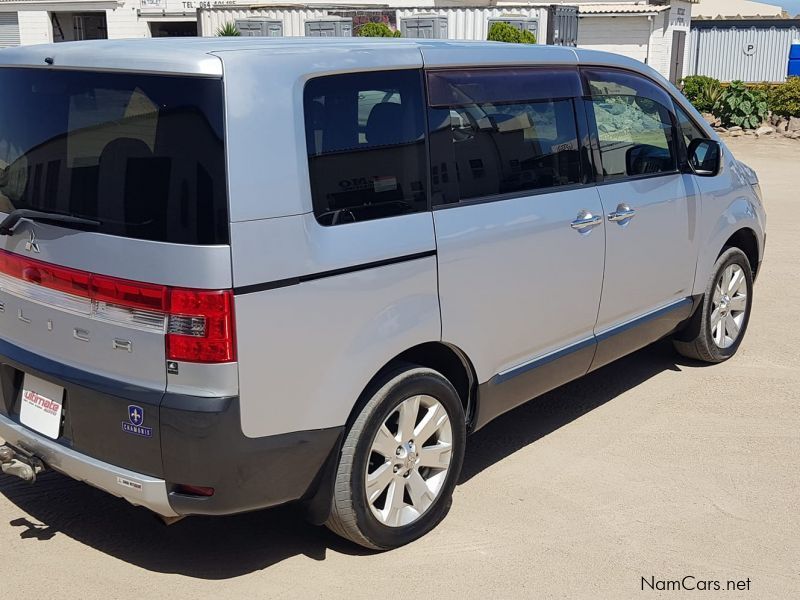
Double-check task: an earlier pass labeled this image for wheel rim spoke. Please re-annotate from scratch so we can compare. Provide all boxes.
[396,395,420,442]
[372,424,398,458]
[414,403,447,446]
[727,266,743,294]
[714,319,725,346]
[381,479,406,527]
[721,266,732,295]
[366,394,453,528]
[730,268,746,295]
[710,307,722,329]
[405,470,434,513]
[366,461,394,503]
[417,442,453,469]
[728,295,747,312]
[725,313,740,340]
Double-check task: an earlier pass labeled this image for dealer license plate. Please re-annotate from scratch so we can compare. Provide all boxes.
[19,374,64,440]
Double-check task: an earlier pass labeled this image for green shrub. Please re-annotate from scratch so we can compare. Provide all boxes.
[216,22,240,37]
[770,77,800,117]
[716,81,769,129]
[487,22,536,44]
[356,22,401,38]
[680,75,722,113]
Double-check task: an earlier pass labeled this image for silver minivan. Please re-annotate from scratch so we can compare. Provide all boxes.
[0,38,766,549]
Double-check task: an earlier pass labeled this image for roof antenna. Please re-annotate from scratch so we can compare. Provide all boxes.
[44,57,54,65]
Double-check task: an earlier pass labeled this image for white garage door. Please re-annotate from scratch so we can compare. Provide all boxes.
[0,13,21,47]
[578,17,651,64]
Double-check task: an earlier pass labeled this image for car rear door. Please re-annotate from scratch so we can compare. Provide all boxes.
[425,67,606,427]
[582,67,699,369]
[0,68,233,474]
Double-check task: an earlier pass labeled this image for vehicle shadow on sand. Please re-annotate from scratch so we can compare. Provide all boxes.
[0,339,703,578]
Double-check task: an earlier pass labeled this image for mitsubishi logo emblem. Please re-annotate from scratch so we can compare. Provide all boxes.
[24,230,40,253]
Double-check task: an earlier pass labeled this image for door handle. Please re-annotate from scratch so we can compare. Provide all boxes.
[608,204,636,224]
[570,210,603,232]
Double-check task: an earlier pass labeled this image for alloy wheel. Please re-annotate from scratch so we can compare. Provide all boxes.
[364,394,453,528]
[710,263,748,349]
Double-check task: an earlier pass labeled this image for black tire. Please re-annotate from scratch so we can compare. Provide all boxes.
[325,366,466,550]
[673,247,754,363]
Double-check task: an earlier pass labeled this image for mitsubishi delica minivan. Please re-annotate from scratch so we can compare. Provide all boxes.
[0,38,766,549]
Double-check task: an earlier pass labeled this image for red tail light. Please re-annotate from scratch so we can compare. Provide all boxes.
[0,250,236,364]
[167,289,236,363]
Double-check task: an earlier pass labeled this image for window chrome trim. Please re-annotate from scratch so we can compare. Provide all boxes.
[431,181,595,211]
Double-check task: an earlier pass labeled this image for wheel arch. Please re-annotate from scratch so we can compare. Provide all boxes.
[357,342,478,432]
[720,227,760,279]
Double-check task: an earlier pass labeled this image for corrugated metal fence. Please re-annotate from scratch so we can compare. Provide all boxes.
[688,23,800,83]
[0,13,20,48]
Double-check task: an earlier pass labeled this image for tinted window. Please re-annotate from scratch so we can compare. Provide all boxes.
[584,68,678,180]
[0,69,227,244]
[304,70,428,226]
[427,69,584,205]
[675,105,707,147]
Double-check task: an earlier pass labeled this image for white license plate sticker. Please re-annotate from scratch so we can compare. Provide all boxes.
[20,374,64,440]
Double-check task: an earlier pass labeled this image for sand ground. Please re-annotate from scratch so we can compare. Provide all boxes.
[0,137,797,599]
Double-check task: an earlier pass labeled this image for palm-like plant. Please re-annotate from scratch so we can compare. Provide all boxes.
[699,80,725,115]
[216,22,241,37]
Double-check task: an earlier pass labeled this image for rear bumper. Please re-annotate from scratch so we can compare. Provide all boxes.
[0,338,343,517]
[0,412,177,516]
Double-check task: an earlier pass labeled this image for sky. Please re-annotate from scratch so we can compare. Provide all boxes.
[779,1,800,16]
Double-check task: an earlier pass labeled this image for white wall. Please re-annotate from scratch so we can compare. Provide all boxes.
[693,0,783,18]
[647,0,692,80]
[578,16,652,64]
[18,10,52,45]
[106,1,150,39]
[577,1,694,81]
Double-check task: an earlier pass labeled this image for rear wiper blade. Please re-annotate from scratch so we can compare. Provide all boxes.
[0,209,101,236]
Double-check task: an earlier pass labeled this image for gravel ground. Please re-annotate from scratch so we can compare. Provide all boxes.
[0,137,797,599]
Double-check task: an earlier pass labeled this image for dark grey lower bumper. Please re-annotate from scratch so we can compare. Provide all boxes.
[0,337,343,517]
[0,412,178,516]
[161,395,343,516]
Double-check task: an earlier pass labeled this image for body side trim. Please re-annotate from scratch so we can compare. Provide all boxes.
[472,296,696,432]
[233,250,437,295]
[494,336,596,385]
[595,297,694,342]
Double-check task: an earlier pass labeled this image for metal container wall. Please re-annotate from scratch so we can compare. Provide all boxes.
[199,6,546,41]
[688,25,800,82]
[200,8,329,37]
[396,7,545,42]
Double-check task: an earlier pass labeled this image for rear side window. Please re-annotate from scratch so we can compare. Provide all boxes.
[583,68,678,180]
[304,70,428,226]
[426,68,585,205]
[0,69,227,244]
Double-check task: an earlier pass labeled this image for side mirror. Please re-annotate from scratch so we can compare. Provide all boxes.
[687,138,721,177]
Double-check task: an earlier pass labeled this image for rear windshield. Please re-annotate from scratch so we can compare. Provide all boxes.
[0,69,228,245]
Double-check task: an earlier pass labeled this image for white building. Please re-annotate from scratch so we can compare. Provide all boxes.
[0,0,197,46]
[573,1,696,82]
[692,0,784,18]
[0,0,696,83]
